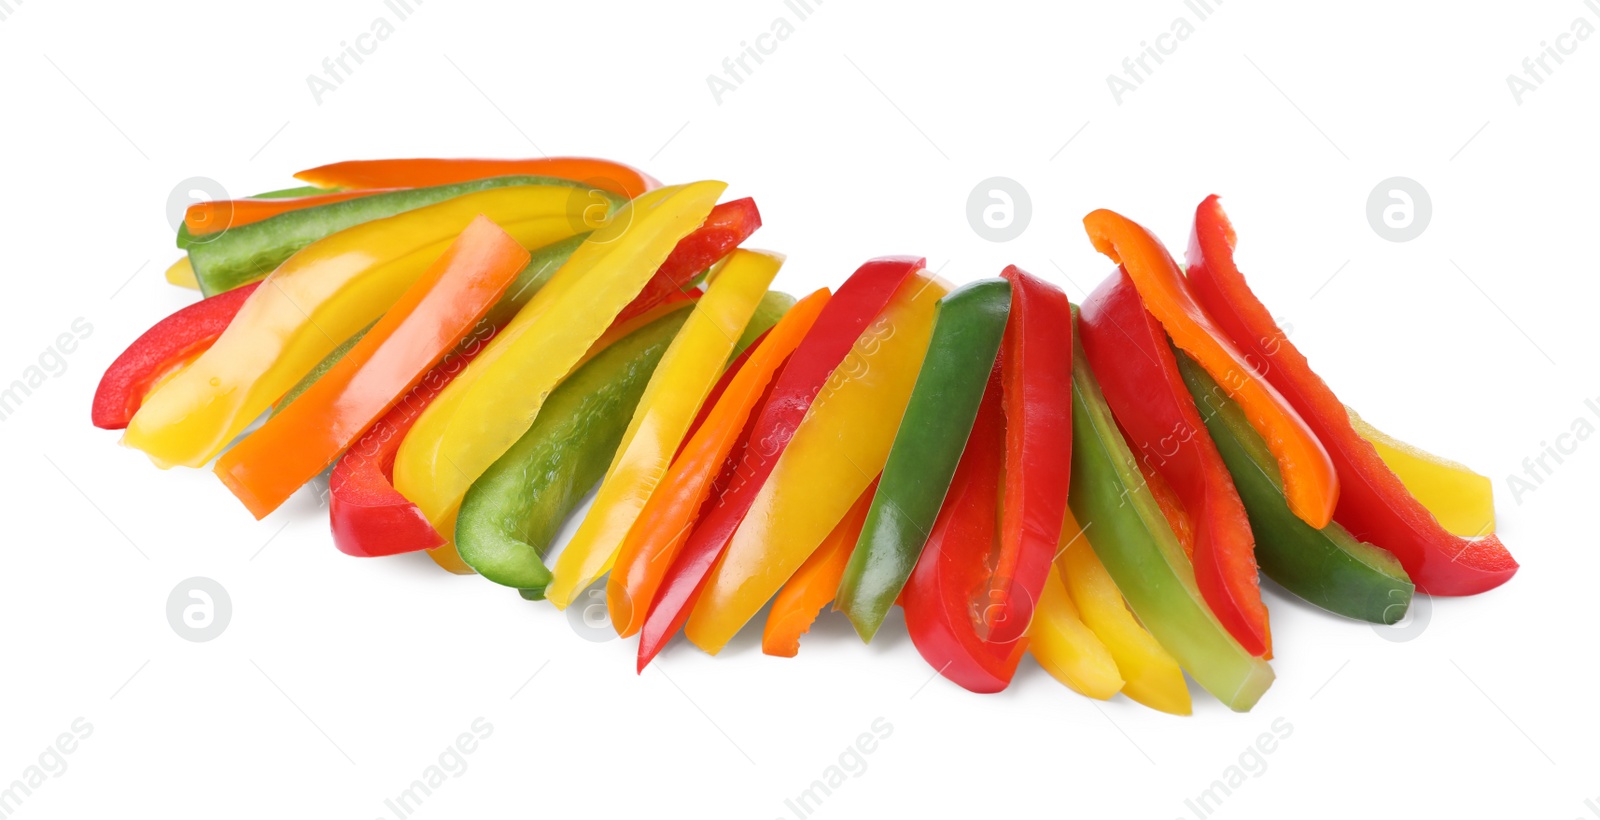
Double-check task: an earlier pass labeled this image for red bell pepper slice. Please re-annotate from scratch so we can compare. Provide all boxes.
[632,197,760,309]
[635,256,926,670]
[982,266,1074,645]
[1184,194,1518,595]
[293,157,660,200]
[904,369,1026,693]
[1081,268,1271,656]
[91,282,260,430]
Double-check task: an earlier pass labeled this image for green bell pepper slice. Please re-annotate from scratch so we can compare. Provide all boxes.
[187,175,610,296]
[457,306,693,597]
[1176,351,1414,624]
[175,185,332,250]
[1067,310,1274,712]
[836,278,1011,641]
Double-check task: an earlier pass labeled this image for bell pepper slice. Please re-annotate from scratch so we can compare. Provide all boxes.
[546,249,783,607]
[457,306,694,593]
[1080,268,1270,657]
[165,257,199,289]
[1179,352,1415,623]
[92,282,260,430]
[835,277,1011,641]
[985,265,1075,645]
[1184,195,1516,595]
[635,256,926,668]
[608,290,830,638]
[683,270,946,655]
[176,185,332,249]
[1067,308,1274,712]
[295,157,659,200]
[329,327,497,557]
[763,479,877,658]
[124,183,593,469]
[903,370,1026,694]
[185,188,403,238]
[1056,509,1192,715]
[1083,208,1339,529]
[1028,565,1124,701]
[1348,409,1496,539]
[214,216,531,518]
[187,175,608,296]
[393,181,726,573]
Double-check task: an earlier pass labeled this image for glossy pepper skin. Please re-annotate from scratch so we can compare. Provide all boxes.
[187,176,605,296]
[986,265,1075,646]
[835,278,1010,641]
[608,290,830,639]
[635,257,926,669]
[91,282,260,429]
[295,157,660,200]
[1349,410,1495,538]
[1028,566,1123,701]
[124,183,595,470]
[1183,194,1516,595]
[215,217,531,519]
[176,185,331,251]
[394,182,727,573]
[763,479,876,657]
[903,370,1026,694]
[1083,208,1339,530]
[684,270,947,656]
[1178,352,1415,624]
[1080,269,1270,657]
[546,249,783,608]
[456,307,693,594]
[184,188,401,239]
[1066,309,1274,712]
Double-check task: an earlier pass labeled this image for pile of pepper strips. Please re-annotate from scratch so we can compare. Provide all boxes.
[92,157,1518,714]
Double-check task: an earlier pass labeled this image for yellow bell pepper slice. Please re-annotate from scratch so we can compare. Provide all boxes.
[165,257,199,289]
[124,184,598,469]
[1348,408,1495,537]
[1057,509,1192,715]
[1028,566,1124,700]
[546,248,784,608]
[394,181,727,573]
[683,271,948,654]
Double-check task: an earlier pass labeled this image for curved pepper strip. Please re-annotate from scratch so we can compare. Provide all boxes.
[329,298,692,558]
[124,183,593,469]
[176,185,332,250]
[457,307,694,593]
[1348,409,1496,539]
[187,176,605,297]
[394,181,727,573]
[836,278,1011,641]
[1184,195,1516,595]
[1179,352,1415,623]
[903,370,1025,694]
[295,157,660,200]
[684,271,946,655]
[214,217,531,519]
[1056,509,1192,715]
[634,257,926,668]
[1080,269,1270,657]
[1067,309,1274,712]
[608,290,830,638]
[185,188,401,237]
[165,257,199,289]
[1028,566,1124,701]
[92,282,260,429]
[1083,208,1339,530]
[547,249,784,608]
[985,265,1075,645]
[763,479,876,657]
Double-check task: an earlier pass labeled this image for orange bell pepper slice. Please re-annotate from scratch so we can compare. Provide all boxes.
[294,157,659,200]
[184,188,402,236]
[214,216,529,518]
[605,288,831,636]
[1082,208,1339,528]
[761,479,876,658]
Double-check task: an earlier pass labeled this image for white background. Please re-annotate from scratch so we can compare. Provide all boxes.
[2,0,1597,817]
